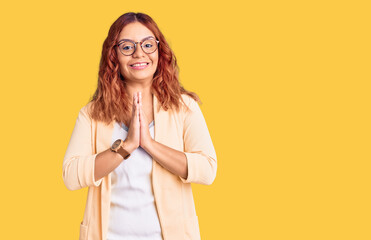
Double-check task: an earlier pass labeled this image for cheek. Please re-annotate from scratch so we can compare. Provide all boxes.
[152,59,159,73]
[118,57,130,72]
[120,57,129,66]
[152,54,159,67]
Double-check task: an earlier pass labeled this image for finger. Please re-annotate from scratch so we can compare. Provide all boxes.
[138,105,142,122]
[139,91,142,106]
[132,94,136,117]
[140,106,145,119]
[139,106,147,125]
[138,98,142,121]
[139,104,143,118]
[139,108,145,126]
[135,92,139,117]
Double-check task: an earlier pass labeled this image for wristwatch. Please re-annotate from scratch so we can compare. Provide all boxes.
[111,139,131,160]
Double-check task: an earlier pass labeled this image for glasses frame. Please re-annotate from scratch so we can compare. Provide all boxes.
[116,38,160,56]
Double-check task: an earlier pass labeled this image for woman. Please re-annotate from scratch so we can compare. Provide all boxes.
[63,12,217,240]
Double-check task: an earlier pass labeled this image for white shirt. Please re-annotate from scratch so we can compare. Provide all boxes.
[107,120,163,240]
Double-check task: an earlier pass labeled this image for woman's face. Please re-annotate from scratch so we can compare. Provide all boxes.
[116,22,159,83]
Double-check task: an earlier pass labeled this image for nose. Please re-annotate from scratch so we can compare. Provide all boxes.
[132,43,145,58]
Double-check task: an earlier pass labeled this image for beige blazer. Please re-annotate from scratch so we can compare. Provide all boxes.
[62,94,217,240]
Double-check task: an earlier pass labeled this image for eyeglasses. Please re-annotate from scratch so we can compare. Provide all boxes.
[116,38,159,56]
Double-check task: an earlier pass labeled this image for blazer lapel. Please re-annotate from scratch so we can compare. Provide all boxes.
[152,93,168,234]
[97,120,114,240]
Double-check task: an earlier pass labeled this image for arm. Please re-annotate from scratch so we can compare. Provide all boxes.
[93,142,136,181]
[94,92,140,181]
[179,97,217,185]
[141,96,217,185]
[142,140,188,179]
[62,105,102,191]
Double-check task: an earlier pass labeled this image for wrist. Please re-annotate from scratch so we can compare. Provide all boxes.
[123,140,137,153]
[142,138,155,153]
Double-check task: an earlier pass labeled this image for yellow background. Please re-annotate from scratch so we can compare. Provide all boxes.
[0,0,370,239]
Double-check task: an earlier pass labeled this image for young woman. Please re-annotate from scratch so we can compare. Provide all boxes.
[63,12,217,240]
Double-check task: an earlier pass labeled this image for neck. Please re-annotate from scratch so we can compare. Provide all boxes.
[124,79,153,101]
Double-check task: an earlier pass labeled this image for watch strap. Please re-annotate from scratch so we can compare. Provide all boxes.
[117,145,131,160]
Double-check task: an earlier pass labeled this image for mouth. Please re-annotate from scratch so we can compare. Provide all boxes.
[130,62,150,67]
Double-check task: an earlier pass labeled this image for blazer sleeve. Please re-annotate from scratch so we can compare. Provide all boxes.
[179,97,217,185]
[62,105,103,191]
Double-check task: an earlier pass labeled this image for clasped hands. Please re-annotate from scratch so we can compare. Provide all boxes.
[124,91,154,153]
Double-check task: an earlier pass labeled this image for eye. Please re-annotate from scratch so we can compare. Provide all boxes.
[123,45,133,50]
[144,43,153,48]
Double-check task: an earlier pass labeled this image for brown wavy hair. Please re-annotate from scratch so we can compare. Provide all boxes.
[88,12,200,125]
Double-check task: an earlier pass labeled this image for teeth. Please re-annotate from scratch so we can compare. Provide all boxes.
[131,63,148,67]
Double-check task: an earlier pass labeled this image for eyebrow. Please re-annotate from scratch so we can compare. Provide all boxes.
[117,36,155,44]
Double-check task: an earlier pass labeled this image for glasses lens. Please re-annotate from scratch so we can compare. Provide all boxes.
[141,39,158,54]
[119,41,135,55]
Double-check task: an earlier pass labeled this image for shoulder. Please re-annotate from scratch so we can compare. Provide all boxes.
[180,93,199,112]
[78,102,94,121]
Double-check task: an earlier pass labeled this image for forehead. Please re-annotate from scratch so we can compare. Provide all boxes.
[118,22,155,41]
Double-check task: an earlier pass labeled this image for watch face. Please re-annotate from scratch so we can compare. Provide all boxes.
[112,139,121,149]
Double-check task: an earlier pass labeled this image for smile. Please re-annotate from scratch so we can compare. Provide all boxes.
[129,62,149,70]
[130,63,149,67]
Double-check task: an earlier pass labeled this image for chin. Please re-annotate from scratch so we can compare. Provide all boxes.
[123,68,156,81]
[134,72,155,79]
[132,74,155,81]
